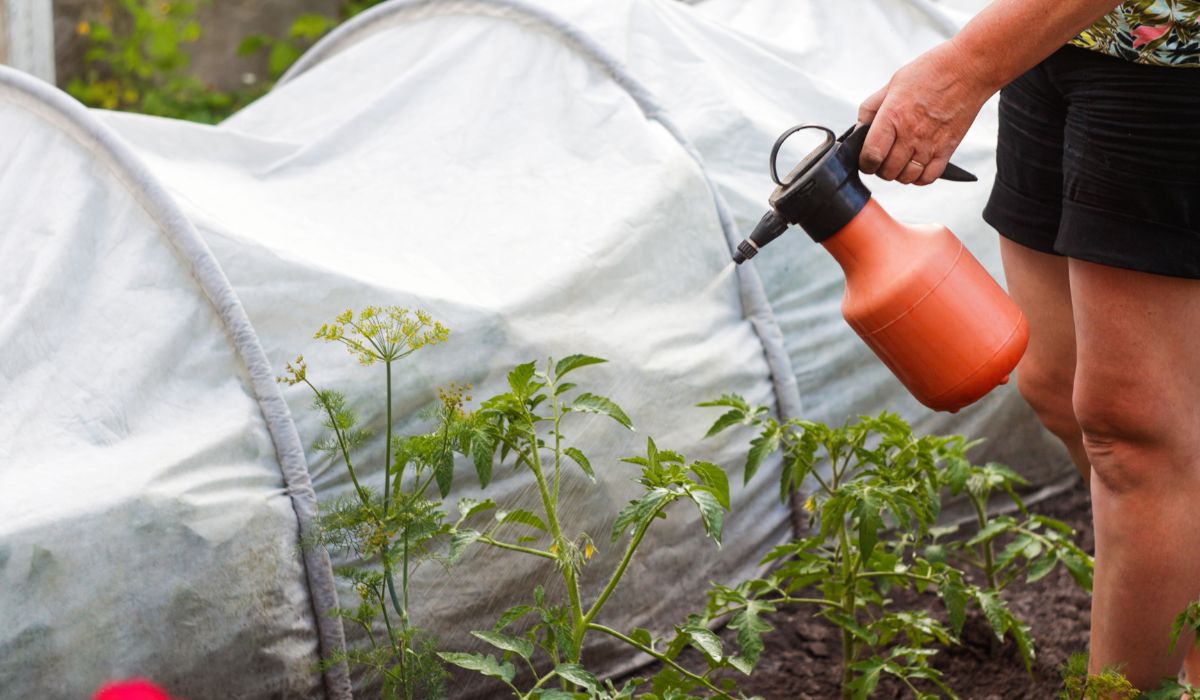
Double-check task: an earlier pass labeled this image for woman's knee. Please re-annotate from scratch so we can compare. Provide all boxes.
[1015,363,1079,443]
[1073,377,1178,494]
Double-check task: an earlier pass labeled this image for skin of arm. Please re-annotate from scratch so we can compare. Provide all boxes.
[859,0,1123,185]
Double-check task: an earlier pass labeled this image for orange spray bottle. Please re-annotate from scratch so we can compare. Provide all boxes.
[734,123,1028,412]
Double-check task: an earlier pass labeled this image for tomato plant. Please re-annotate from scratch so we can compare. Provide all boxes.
[442,356,758,698]
[933,457,1091,597]
[700,396,1092,698]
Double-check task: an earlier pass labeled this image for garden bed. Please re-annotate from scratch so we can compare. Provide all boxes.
[643,479,1094,698]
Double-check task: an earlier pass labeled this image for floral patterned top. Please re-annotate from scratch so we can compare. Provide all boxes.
[1072,0,1200,67]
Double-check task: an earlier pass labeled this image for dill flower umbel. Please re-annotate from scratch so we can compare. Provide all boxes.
[315,306,449,365]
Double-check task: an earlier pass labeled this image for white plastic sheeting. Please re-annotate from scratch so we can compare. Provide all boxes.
[0,0,1073,697]
[0,73,345,697]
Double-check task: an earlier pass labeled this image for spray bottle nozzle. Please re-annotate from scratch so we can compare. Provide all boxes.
[731,122,977,264]
[733,210,788,264]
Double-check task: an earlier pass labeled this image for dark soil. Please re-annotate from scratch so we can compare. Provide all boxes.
[645,481,1095,699]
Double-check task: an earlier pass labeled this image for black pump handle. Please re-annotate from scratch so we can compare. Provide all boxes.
[769,124,835,186]
[837,122,977,182]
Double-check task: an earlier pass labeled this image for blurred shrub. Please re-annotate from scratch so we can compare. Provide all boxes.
[66,0,390,123]
[239,0,389,80]
[67,0,248,122]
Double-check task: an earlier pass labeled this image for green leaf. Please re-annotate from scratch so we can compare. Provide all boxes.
[554,354,607,380]
[729,599,774,664]
[287,13,336,39]
[1062,552,1094,593]
[923,544,948,565]
[611,488,672,542]
[825,609,876,645]
[449,529,480,561]
[966,517,1013,546]
[472,630,534,661]
[1009,614,1035,673]
[237,35,267,56]
[434,447,454,498]
[438,652,515,683]
[727,655,754,675]
[996,534,1033,571]
[469,425,496,488]
[1032,514,1075,535]
[705,409,746,438]
[850,657,885,700]
[940,576,968,636]
[507,361,537,398]
[630,627,654,650]
[493,605,533,632]
[534,691,585,700]
[571,393,633,430]
[656,449,686,465]
[683,625,724,664]
[1169,602,1200,655]
[745,424,780,485]
[555,663,600,691]
[1026,553,1057,583]
[564,447,595,483]
[456,498,496,522]
[688,487,725,547]
[855,500,883,563]
[975,589,1006,641]
[267,41,301,79]
[691,461,730,510]
[496,509,547,532]
[697,393,750,410]
[179,19,201,42]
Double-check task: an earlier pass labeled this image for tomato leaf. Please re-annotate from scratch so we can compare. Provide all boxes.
[570,393,633,430]
[554,354,607,380]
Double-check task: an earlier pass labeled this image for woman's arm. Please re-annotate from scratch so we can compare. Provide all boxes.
[859,0,1122,185]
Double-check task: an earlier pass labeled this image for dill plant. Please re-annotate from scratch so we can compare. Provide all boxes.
[1057,653,1139,700]
[280,306,459,699]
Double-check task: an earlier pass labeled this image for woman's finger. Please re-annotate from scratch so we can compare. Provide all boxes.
[858,85,888,124]
[896,159,926,185]
[876,134,915,181]
[915,155,950,186]
[859,118,895,174]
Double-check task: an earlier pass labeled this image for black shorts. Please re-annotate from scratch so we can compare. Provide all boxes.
[982,45,1200,279]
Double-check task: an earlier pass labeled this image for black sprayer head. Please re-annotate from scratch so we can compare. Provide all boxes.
[731,122,977,264]
[733,211,787,263]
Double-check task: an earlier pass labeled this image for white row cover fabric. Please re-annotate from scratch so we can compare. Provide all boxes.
[1,0,1071,697]
[0,72,348,697]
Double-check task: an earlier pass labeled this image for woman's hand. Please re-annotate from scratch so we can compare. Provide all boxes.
[858,38,998,185]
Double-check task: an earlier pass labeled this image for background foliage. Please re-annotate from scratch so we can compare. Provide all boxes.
[66,0,388,123]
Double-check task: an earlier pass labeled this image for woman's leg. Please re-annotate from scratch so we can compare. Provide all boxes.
[999,238,1091,480]
[1070,259,1200,687]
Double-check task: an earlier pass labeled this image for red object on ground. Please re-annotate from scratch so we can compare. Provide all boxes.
[93,680,175,700]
